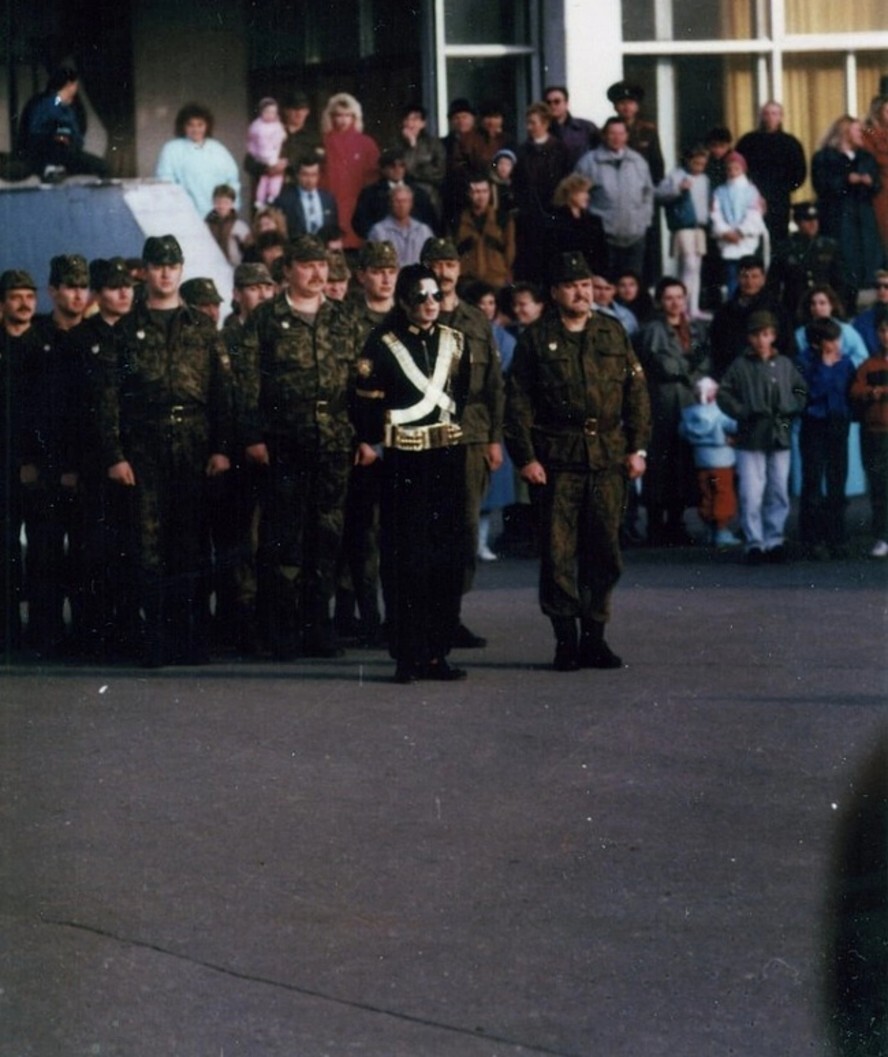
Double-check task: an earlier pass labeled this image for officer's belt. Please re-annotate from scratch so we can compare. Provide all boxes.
[384,422,463,451]
[381,329,458,426]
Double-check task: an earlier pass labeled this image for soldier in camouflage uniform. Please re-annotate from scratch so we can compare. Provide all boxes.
[421,236,505,649]
[504,251,651,671]
[241,234,362,659]
[211,262,275,654]
[0,269,40,657]
[766,201,847,321]
[70,257,138,660]
[334,240,399,644]
[96,235,233,666]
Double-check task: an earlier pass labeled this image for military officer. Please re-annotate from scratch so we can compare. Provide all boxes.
[241,234,362,659]
[334,239,400,645]
[97,235,233,666]
[766,201,847,321]
[352,263,471,683]
[504,251,651,671]
[70,257,138,660]
[420,236,504,650]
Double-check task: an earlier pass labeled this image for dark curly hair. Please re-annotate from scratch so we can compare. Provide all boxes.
[175,103,214,138]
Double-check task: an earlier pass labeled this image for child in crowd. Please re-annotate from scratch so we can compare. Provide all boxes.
[491,148,517,215]
[679,376,740,546]
[796,317,856,558]
[204,184,252,265]
[717,311,807,563]
[247,97,288,207]
[656,144,710,319]
[710,151,765,298]
[850,311,888,558]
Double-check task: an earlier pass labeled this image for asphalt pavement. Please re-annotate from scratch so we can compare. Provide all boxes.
[1,513,886,1057]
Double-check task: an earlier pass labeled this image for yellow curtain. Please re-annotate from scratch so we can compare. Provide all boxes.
[723,56,755,146]
[786,0,887,33]
[782,55,846,200]
[858,52,888,115]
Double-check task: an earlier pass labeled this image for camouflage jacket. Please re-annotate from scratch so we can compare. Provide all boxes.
[96,301,233,468]
[241,292,361,452]
[505,308,651,471]
[438,300,504,445]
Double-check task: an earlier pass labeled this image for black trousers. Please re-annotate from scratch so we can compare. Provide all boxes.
[380,446,466,669]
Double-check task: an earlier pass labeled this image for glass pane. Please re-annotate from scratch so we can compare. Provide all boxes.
[786,0,886,33]
[443,0,530,45]
[623,0,757,41]
[445,56,530,139]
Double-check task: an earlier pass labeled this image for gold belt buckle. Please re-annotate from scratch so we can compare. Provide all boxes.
[316,399,329,417]
[583,417,598,437]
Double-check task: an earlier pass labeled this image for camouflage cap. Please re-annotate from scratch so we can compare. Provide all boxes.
[233,261,274,288]
[142,234,184,266]
[89,257,134,290]
[49,253,89,287]
[180,277,223,305]
[326,250,351,282]
[0,269,37,295]
[792,201,818,223]
[358,240,399,270]
[420,236,459,263]
[746,310,777,334]
[286,234,328,263]
[549,251,593,284]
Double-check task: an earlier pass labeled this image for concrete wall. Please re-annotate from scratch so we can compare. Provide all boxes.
[133,0,248,202]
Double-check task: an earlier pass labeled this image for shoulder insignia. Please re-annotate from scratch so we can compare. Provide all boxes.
[357,357,373,378]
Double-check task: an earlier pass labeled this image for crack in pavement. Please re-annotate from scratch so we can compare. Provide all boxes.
[42,917,586,1057]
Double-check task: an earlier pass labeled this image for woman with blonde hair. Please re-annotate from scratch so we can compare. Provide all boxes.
[863,95,888,257]
[545,172,606,272]
[320,92,380,248]
[812,115,881,309]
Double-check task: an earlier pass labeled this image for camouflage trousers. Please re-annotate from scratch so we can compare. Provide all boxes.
[257,442,350,656]
[534,466,627,624]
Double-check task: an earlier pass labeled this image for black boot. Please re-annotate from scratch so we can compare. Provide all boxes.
[551,617,579,671]
[578,619,623,669]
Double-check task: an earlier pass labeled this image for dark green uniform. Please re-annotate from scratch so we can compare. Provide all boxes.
[767,232,846,319]
[438,299,505,594]
[97,301,233,665]
[241,292,361,657]
[505,308,651,627]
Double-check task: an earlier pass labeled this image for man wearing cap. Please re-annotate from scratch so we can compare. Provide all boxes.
[422,236,504,649]
[205,262,276,655]
[0,269,39,655]
[180,277,225,327]
[69,258,137,659]
[366,184,436,268]
[273,158,339,240]
[504,251,651,671]
[352,149,437,240]
[22,253,91,656]
[241,234,363,659]
[334,240,400,643]
[717,310,807,563]
[767,202,847,319]
[98,234,233,666]
[352,263,471,683]
[324,251,352,301]
[397,104,446,228]
[607,81,664,184]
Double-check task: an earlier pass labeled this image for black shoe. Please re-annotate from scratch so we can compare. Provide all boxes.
[393,664,420,684]
[552,643,580,671]
[766,544,788,564]
[423,659,467,681]
[451,623,487,649]
[578,640,623,669]
[745,547,765,565]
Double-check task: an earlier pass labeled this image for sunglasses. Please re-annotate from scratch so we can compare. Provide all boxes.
[409,290,443,306]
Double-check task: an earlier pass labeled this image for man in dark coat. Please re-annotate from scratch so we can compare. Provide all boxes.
[736,101,807,242]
